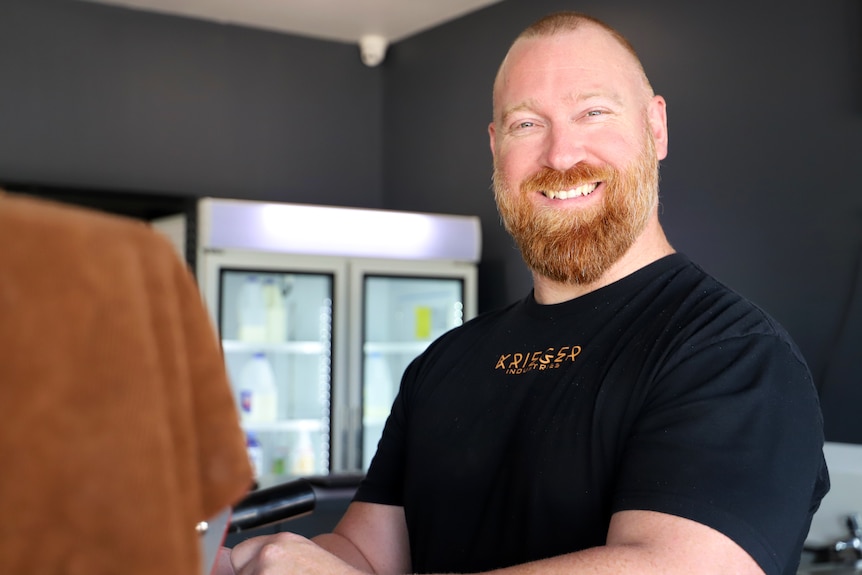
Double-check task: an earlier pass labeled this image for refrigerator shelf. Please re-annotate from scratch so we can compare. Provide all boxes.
[242,419,324,433]
[222,340,328,355]
[363,341,431,355]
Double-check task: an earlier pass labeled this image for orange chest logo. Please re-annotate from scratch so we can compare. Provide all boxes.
[494,346,583,375]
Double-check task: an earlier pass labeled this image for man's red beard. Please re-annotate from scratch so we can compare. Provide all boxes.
[493,129,659,285]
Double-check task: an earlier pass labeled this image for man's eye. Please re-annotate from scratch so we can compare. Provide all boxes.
[515,121,536,130]
[586,110,604,117]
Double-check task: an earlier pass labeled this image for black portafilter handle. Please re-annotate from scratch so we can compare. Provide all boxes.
[228,478,316,533]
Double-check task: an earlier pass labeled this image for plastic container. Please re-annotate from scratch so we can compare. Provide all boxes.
[238,353,278,424]
[246,432,264,480]
[238,275,267,342]
[291,429,316,476]
[262,277,288,343]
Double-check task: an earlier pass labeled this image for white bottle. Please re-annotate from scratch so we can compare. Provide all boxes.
[263,278,288,343]
[291,429,316,476]
[237,275,267,342]
[238,353,278,424]
[246,432,265,480]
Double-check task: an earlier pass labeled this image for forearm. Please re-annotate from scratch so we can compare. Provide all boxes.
[485,544,760,575]
[308,501,411,575]
[480,511,764,575]
[312,532,375,573]
[221,511,762,575]
[484,546,676,575]
[306,538,649,575]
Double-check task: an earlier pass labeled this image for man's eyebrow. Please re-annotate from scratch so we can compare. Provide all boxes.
[571,91,625,105]
[499,92,626,123]
[499,100,539,125]
[580,91,625,106]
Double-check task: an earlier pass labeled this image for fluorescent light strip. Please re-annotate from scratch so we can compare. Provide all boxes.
[199,198,481,262]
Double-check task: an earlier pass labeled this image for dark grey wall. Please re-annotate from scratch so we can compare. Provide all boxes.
[383,0,862,443]
[0,0,859,442]
[0,0,383,208]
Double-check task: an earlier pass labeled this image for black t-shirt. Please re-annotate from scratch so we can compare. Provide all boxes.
[355,254,829,575]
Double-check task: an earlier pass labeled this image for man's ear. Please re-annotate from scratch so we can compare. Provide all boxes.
[488,122,498,159]
[648,95,668,160]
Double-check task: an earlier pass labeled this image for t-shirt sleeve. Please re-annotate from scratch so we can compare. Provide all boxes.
[612,331,828,575]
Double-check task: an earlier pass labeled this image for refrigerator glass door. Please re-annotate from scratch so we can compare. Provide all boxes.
[219,267,334,487]
[361,274,466,470]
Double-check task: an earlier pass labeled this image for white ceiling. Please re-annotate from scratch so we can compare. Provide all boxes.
[76,0,505,45]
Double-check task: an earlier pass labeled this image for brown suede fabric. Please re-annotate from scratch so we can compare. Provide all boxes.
[0,192,253,574]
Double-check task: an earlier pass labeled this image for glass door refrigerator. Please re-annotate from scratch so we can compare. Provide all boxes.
[349,259,476,471]
[198,251,349,488]
[195,198,481,482]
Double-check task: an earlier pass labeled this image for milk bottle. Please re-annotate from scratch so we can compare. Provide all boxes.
[262,277,288,343]
[246,432,265,480]
[291,428,316,476]
[237,275,267,342]
[238,353,278,424]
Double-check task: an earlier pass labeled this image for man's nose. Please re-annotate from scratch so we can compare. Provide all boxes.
[542,122,587,172]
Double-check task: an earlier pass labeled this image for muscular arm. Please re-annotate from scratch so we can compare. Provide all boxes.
[224,502,410,575]
[502,510,765,575]
[313,502,411,575]
[225,503,764,575]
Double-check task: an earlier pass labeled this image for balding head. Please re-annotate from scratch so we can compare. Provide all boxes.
[493,12,654,123]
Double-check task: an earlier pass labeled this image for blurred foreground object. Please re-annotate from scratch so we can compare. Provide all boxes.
[0,191,253,574]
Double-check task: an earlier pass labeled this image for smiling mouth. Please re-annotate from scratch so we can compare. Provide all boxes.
[541,182,599,200]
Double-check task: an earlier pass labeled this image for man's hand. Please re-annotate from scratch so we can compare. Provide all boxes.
[213,546,236,575]
[222,532,366,575]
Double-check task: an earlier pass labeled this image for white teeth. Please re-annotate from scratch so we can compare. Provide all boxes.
[543,183,598,200]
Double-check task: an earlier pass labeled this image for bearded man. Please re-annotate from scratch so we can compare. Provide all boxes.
[220,12,829,575]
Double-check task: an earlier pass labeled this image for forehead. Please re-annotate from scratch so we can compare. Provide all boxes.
[494,26,646,112]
